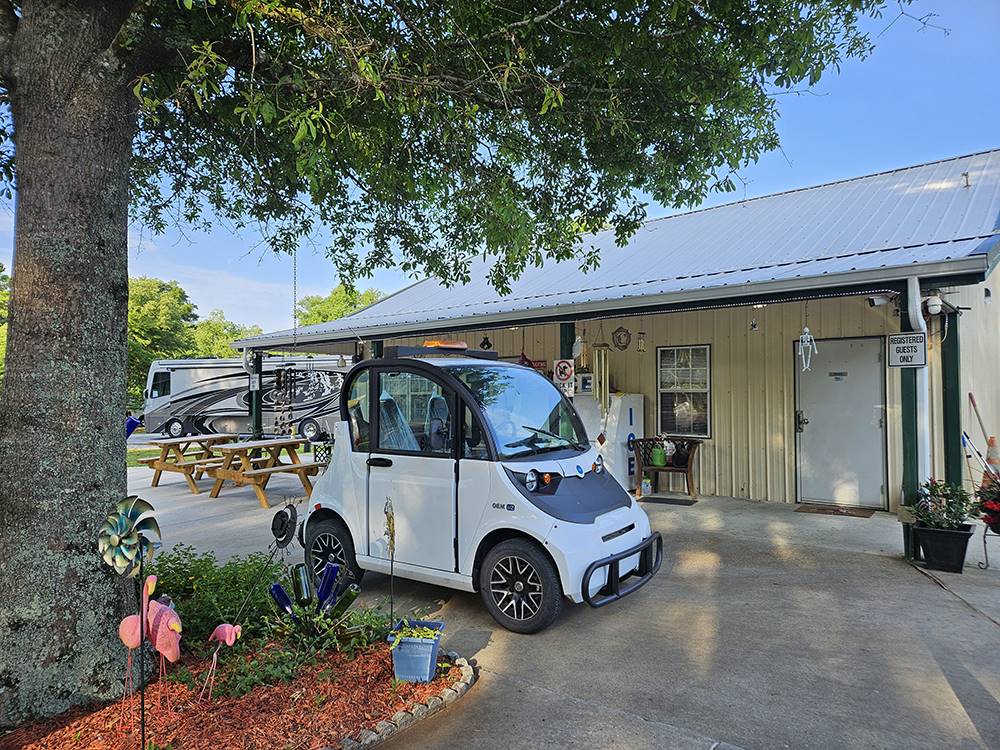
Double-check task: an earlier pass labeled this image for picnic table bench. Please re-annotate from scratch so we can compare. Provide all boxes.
[143,433,238,494]
[207,437,326,509]
[633,437,702,500]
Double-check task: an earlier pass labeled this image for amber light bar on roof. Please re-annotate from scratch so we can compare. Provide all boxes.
[422,340,467,349]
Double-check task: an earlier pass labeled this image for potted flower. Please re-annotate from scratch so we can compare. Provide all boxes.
[911,479,978,573]
[978,478,1000,535]
[387,619,445,683]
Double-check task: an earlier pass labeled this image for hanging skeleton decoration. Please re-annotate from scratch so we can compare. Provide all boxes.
[799,327,818,371]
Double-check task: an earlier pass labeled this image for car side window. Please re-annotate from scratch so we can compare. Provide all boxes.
[347,371,370,450]
[377,371,453,455]
[462,404,489,459]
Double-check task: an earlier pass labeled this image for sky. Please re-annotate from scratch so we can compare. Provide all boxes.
[1,0,998,332]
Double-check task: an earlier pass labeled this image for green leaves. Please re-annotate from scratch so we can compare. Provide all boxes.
[149,544,283,646]
[121,0,891,293]
[125,278,263,404]
[914,480,978,529]
[127,277,198,404]
[539,86,564,115]
[297,285,383,326]
[191,310,262,358]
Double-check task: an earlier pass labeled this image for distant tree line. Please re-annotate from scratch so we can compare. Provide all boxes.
[0,271,379,406]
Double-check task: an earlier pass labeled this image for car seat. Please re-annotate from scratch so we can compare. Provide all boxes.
[378,393,420,451]
[424,394,451,452]
[349,403,369,448]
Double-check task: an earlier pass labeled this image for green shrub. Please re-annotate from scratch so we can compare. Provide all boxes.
[217,643,305,697]
[913,479,978,529]
[149,545,283,648]
[268,606,392,659]
[152,546,393,697]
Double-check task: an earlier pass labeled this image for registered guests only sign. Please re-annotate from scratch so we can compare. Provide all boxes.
[887,332,927,368]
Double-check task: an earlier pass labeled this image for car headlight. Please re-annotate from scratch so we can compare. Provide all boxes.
[593,455,605,474]
[525,469,539,492]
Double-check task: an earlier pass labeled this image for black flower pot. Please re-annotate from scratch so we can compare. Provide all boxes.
[913,523,974,574]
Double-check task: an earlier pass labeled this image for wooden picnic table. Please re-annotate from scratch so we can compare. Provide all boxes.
[141,433,238,494]
[207,437,326,509]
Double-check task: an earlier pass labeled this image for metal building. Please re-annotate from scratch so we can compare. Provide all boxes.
[238,149,1000,515]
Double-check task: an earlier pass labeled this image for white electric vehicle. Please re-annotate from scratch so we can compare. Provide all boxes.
[300,345,662,633]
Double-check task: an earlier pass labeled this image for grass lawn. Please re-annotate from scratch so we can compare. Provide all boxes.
[126,446,161,467]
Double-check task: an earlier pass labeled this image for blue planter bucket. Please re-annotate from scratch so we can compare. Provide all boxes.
[387,619,445,683]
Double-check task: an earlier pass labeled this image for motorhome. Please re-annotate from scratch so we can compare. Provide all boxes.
[143,356,352,438]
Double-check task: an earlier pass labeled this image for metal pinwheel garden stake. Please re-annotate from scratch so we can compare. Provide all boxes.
[98,496,161,577]
[98,495,160,749]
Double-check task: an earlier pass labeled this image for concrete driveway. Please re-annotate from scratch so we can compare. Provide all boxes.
[130,468,1000,749]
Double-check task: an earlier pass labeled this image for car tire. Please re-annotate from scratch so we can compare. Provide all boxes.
[164,419,185,438]
[479,538,563,634]
[305,516,364,594]
[298,418,321,442]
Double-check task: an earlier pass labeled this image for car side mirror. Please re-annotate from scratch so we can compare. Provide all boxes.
[143,389,149,399]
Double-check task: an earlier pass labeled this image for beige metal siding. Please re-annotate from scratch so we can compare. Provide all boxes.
[937,271,1000,490]
[382,294,905,508]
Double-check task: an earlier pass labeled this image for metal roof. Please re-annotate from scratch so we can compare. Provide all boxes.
[239,149,1000,350]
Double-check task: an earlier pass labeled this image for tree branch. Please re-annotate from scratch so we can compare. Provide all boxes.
[445,0,571,49]
[0,0,18,82]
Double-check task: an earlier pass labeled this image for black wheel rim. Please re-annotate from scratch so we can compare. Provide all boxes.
[490,555,543,621]
[310,532,347,578]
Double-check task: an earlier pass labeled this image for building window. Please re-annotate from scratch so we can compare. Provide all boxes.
[657,345,710,438]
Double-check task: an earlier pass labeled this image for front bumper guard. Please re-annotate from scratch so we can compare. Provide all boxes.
[581,531,663,608]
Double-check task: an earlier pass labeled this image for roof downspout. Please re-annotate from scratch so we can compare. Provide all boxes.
[907,276,931,484]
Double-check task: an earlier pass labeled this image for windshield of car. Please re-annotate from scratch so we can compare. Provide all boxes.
[449,364,588,459]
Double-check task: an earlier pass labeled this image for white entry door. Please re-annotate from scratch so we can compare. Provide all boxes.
[795,337,886,508]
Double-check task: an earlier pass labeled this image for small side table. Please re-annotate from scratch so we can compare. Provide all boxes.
[979,525,999,570]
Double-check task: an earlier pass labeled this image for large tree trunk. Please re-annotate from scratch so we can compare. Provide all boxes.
[0,5,135,726]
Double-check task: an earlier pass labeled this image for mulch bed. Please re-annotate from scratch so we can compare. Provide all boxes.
[2,643,458,750]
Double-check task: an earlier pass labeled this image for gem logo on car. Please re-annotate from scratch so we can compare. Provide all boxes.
[576,464,585,477]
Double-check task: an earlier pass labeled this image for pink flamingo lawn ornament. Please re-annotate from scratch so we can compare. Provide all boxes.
[199,624,242,700]
[145,576,183,707]
[117,575,156,728]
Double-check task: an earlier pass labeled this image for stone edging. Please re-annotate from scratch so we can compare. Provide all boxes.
[333,651,478,749]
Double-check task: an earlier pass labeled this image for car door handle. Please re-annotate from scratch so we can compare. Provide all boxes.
[367,457,393,468]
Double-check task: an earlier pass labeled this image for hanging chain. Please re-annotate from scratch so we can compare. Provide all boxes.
[292,247,298,350]
[276,249,300,436]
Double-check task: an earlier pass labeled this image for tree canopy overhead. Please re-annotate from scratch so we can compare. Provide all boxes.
[126,0,880,290]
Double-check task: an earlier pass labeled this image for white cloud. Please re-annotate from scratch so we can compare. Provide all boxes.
[128,251,325,330]
[4,210,409,333]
